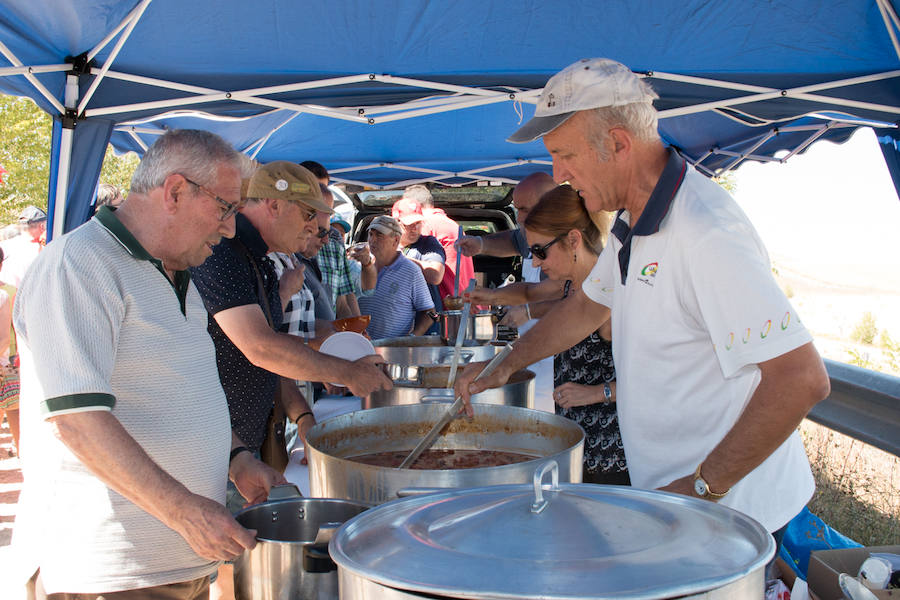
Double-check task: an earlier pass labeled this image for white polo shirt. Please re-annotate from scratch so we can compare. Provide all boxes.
[582,150,814,532]
[13,207,231,593]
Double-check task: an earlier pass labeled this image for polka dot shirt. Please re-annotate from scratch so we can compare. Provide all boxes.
[190,214,283,452]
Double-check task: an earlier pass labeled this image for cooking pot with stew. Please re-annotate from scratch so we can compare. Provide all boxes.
[305,404,584,505]
[233,485,370,600]
[330,461,775,600]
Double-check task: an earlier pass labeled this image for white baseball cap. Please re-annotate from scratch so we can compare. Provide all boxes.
[508,58,657,143]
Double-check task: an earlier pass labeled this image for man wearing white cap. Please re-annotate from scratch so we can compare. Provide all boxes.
[456,58,830,538]
[357,215,435,340]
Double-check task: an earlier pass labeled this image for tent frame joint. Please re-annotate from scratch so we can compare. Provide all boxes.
[61,108,78,129]
[65,52,94,77]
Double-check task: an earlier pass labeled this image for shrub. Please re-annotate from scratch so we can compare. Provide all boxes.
[850,312,878,345]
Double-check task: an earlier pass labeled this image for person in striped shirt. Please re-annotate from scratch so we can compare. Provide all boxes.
[357,216,435,340]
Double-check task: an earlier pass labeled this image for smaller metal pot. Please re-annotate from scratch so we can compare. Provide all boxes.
[366,368,534,408]
[233,485,370,600]
[440,310,495,343]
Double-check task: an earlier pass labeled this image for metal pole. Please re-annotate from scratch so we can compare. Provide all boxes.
[51,74,79,241]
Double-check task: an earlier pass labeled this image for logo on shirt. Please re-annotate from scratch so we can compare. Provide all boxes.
[637,261,658,287]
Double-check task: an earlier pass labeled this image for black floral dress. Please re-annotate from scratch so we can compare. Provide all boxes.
[554,281,629,484]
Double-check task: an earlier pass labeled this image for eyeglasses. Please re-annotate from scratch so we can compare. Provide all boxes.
[316,227,329,239]
[180,175,242,221]
[529,234,565,260]
[299,205,318,222]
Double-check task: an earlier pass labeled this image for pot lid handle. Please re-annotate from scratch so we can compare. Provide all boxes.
[530,460,560,514]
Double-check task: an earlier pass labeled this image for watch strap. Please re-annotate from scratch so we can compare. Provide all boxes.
[693,463,729,499]
[229,446,251,463]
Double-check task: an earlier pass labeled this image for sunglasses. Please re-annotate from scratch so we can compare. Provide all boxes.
[529,234,565,260]
[316,227,329,239]
[180,175,242,221]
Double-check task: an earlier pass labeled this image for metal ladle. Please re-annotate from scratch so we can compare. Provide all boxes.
[397,343,514,469]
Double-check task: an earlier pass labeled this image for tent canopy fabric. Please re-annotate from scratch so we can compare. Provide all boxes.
[1,0,899,234]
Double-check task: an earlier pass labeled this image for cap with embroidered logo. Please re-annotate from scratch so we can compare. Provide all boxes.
[508,58,657,144]
[243,161,332,214]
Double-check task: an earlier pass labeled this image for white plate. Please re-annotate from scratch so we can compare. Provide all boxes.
[319,332,377,385]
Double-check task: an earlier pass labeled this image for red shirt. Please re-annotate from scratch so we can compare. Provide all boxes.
[423,207,475,302]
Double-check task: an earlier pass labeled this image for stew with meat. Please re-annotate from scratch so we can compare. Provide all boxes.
[349,449,538,470]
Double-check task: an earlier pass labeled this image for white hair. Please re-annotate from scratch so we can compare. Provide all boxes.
[585,98,660,159]
[130,129,241,194]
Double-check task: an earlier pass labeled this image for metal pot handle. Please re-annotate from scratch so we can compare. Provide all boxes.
[420,394,456,404]
[530,460,559,514]
[396,487,452,497]
[266,483,303,501]
[438,348,475,364]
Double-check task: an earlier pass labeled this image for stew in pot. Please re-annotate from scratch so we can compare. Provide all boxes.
[349,449,538,470]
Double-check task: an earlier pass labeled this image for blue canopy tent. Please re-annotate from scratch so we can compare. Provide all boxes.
[1,0,899,239]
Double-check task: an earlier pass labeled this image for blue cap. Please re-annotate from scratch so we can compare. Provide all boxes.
[330,216,351,233]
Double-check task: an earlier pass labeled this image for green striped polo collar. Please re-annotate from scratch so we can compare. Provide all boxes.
[94,205,191,315]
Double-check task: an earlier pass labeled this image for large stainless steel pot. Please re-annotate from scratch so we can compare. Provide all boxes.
[439,310,495,343]
[306,404,584,505]
[330,461,775,600]
[365,368,534,409]
[373,336,502,386]
[233,486,370,600]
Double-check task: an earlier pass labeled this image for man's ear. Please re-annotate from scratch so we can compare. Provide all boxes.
[161,173,187,215]
[609,127,632,161]
[264,197,281,218]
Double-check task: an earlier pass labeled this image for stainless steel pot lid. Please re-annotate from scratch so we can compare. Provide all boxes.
[330,461,774,600]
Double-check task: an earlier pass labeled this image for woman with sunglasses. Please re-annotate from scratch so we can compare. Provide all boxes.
[466,185,628,485]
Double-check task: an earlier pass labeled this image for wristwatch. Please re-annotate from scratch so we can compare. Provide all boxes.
[692,463,730,500]
[602,382,612,402]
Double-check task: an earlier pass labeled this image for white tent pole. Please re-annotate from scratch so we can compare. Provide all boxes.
[78,0,152,114]
[248,112,301,160]
[709,149,786,163]
[86,70,369,115]
[780,124,834,162]
[648,71,774,93]
[0,64,70,77]
[86,0,153,62]
[329,164,394,174]
[790,93,900,115]
[658,69,900,119]
[85,90,370,122]
[372,94,511,124]
[0,40,65,113]
[51,74,79,241]
[876,0,900,61]
[114,125,166,135]
[127,129,149,152]
[329,176,379,188]
[658,92,786,119]
[374,74,517,97]
[721,130,778,172]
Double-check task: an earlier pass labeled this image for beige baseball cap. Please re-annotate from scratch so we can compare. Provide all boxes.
[367,215,402,237]
[508,58,657,143]
[243,161,333,214]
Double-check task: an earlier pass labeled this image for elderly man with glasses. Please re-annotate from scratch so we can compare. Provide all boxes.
[12,129,285,599]
[190,161,390,486]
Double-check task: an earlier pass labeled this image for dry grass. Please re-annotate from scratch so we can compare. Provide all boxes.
[801,420,900,546]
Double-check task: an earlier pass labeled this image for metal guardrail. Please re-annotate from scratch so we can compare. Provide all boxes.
[807,359,900,458]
